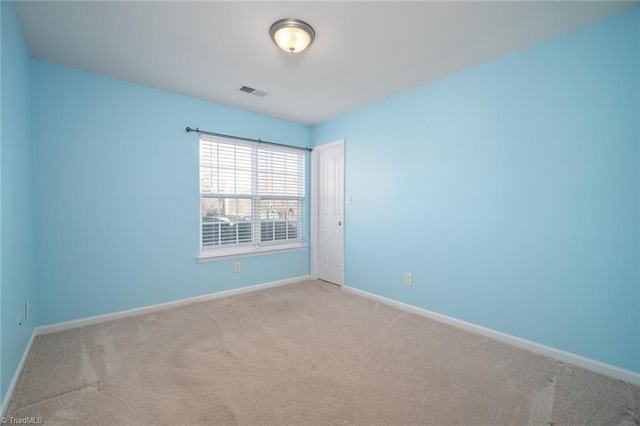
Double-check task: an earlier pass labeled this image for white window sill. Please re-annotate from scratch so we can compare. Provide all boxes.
[197,243,308,263]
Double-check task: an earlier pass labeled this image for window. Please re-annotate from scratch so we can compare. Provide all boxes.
[199,134,306,259]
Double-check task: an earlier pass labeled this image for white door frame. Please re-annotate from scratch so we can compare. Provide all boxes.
[311,139,345,285]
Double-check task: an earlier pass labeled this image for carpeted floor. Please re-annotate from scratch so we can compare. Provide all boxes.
[6,280,640,425]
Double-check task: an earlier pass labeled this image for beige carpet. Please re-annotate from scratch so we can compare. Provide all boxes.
[6,280,640,425]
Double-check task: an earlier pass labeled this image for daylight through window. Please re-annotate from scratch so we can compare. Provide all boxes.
[199,134,306,257]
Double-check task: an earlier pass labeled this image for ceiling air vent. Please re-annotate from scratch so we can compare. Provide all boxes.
[238,85,268,97]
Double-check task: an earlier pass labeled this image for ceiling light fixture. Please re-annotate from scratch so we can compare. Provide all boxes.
[270,18,315,54]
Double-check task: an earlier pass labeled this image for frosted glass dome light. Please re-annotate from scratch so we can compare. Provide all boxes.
[270,19,315,54]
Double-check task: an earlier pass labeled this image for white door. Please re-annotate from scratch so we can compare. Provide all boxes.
[317,142,344,285]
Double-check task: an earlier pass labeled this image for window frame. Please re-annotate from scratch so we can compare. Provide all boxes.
[197,134,308,262]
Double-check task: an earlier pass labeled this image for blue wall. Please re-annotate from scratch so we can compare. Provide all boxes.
[32,61,311,326]
[1,1,37,403]
[313,9,639,373]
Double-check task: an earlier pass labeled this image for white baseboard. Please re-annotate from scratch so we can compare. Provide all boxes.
[342,285,640,386]
[36,275,311,336]
[1,330,36,418]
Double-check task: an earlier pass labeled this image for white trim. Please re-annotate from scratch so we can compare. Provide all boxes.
[313,139,345,151]
[197,244,308,263]
[310,148,319,280]
[36,275,310,336]
[311,139,345,285]
[342,285,640,386]
[1,330,36,418]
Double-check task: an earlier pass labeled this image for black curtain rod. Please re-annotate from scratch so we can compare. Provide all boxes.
[186,127,312,152]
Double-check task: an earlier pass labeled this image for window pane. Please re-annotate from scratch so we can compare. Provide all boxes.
[200,168,218,194]
[200,142,218,193]
[258,148,304,197]
[236,170,252,194]
[218,168,235,193]
[202,197,252,246]
[259,199,300,242]
[202,197,222,219]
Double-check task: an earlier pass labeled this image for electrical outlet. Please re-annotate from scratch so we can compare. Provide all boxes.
[234,262,241,273]
[404,273,413,286]
[25,301,30,321]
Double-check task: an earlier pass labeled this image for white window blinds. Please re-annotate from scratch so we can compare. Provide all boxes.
[199,134,306,255]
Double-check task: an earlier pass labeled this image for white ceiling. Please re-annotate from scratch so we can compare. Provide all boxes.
[14,1,638,125]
